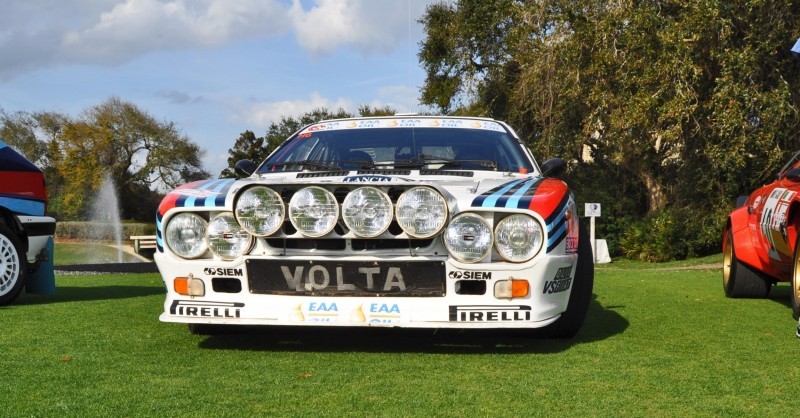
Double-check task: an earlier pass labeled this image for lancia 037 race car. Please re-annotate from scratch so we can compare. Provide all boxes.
[724,150,800,320]
[155,116,594,337]
[0,140,57,305]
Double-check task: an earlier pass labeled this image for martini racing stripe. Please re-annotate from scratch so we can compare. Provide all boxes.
[542,192,570,253]
[156,178,236,251]
[473,177,571,253]
[471,179,526,208]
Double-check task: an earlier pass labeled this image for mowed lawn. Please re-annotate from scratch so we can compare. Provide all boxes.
[2,261,798,417]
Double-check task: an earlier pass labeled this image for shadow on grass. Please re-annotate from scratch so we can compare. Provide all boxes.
[11,285,164,306]
[197,294,629,354]
[767,283,792,312]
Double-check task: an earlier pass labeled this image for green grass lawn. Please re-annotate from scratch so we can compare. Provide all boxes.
[54,242,144,265]
[2,263,798,417]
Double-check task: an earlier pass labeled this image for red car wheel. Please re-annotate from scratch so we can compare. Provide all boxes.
[723,227,771,298]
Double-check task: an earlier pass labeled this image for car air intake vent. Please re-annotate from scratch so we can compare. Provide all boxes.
[296,171,346,178]
[419,170,474,177]
[356,169,412,175]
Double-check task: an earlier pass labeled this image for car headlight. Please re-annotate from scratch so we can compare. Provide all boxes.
[288,186,339,237]
[165,212,208,259]
[207,212,253,260]
[342,187,393,237]
[443,213,493,263]
[235,186,285,236]
[494,214,543,262]
[395,187,447,238]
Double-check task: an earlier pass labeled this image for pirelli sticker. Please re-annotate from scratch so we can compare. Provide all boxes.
[449,305,531,322]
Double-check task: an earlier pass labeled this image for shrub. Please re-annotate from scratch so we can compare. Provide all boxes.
[619,206,726,262]
[56,222,156,242]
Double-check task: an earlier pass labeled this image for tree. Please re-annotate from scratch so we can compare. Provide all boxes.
[418,0,800,259]
[220,131,267,178]
[0,98,210,220]
[54,97,209,219]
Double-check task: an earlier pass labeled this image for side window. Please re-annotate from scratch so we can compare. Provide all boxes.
[779,150,800,179]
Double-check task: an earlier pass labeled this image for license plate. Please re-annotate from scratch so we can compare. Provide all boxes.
[246,260,446,296]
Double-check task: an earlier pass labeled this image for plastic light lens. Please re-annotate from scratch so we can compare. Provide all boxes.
[165,213,208,259]
[288,186,339,237]
[342,187,393,237]
[395,187,447,238]
[207,212,253,260]
[494,214,543,262]
[235,186,285,236]
[443,213,493,263]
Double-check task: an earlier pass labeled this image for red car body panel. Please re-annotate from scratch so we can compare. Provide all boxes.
[727,156,800,282]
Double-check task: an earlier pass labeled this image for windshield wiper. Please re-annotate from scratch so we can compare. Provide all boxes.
[266,160,342,171]
[398,154,497,170]
[392,154,454,168]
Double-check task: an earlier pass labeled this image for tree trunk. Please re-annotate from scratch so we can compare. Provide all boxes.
[641,172,668,213]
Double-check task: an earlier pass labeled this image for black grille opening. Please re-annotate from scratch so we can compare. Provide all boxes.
[281,222,297,235]
[455,280,486,295]
[333,187,350,203]
[265,239,347,250]
[387,220,403,235]
[212,278,242,293]
[350,238,434,251]
[420,170,474,177]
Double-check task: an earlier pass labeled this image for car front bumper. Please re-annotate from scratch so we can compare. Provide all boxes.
[155,251,578,329]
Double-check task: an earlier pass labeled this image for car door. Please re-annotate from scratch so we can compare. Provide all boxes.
[751,152,800,278]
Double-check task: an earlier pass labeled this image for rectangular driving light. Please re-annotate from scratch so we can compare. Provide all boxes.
[494,278,529,299]
[174,276,205,296]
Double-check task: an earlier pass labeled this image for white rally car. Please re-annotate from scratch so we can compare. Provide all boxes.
[154,116,594,337]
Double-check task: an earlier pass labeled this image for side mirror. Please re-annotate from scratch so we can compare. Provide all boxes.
[234,159,257,177]
[540,158,566,177]
[786,168,800,183]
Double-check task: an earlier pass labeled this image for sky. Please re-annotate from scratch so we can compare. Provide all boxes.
[0,0,439,176]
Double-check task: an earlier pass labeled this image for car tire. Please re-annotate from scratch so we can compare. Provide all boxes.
[0,224,28,306]
[791,237,800,320]
[543,219,594,338]
[723,227,771,298]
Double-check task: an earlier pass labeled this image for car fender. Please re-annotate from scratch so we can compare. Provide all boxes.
[727,206,765,271]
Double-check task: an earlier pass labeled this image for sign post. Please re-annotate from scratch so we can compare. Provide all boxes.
[585,203,601,262]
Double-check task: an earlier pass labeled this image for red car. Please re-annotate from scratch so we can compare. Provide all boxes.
[723,151,800,319]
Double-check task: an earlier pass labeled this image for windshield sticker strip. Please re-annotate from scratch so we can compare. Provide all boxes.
[300,118,505,134]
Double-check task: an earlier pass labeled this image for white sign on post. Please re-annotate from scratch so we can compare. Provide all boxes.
[585,203,601,263]
[585,203,601,217]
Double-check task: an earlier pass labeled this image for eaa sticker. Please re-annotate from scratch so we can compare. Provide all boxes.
[350,303,403,325]
[293,301,342,323]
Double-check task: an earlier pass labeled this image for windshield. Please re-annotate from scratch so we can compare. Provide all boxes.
[257,121,535,174]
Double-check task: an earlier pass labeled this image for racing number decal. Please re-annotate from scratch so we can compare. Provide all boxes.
[759,188,796,260]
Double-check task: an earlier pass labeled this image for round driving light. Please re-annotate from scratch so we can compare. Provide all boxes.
[342,187,393,237]
[288,186,339,237]
[207,212,253,260]
[235,186,285,236]
[395,187,447,238]
[443,213,493,263]
[494,214,543,262]
[165,212,208,259]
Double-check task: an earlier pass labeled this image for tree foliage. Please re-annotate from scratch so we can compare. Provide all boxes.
[419,0,800,260]
[0,98,209,220]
